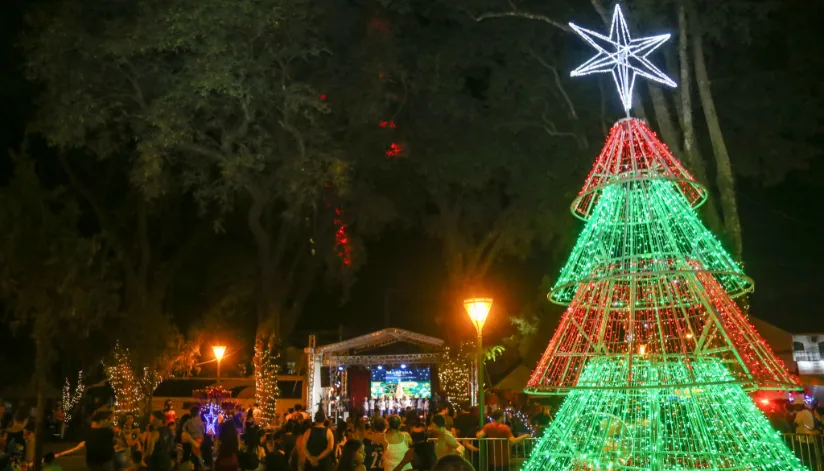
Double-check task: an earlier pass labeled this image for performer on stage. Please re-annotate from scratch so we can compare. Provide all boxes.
[378,397,386,416]
[363,397,369,415]
[369,397,375,414]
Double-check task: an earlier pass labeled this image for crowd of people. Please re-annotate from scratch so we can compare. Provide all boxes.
[0,397,554,471]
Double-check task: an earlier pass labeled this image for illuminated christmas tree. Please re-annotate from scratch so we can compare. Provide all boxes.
[521,5,805,470]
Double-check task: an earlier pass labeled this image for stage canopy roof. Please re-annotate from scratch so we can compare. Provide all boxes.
[315,328,444,366]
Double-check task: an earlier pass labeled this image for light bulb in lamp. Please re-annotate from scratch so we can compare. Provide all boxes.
[212,345,227,361]
[464,297,493,334]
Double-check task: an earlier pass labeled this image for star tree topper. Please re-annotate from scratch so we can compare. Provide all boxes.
[569,4,676,112]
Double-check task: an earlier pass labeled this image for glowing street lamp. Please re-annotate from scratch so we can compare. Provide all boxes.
[464,298,492,412]
[213,345,227,383]
[465,297,492,471]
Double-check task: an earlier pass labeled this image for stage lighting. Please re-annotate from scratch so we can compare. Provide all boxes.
[401,364,407,369]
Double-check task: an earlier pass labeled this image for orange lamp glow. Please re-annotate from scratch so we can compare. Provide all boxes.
[212,345,227,361]
[464,297,493,334]
[638,344,648,355]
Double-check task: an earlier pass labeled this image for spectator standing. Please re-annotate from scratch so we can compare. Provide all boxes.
[147,411,174,471]
[432,415,461,460]
[86,410,116,471]
[477,410,529,471]
[452,403,476,439]
[303,411,335,471]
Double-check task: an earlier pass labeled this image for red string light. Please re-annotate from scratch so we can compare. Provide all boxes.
[333,208,352,266]
[385,142,404,158]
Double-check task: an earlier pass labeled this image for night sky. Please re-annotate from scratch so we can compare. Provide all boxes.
[1,0,823,381]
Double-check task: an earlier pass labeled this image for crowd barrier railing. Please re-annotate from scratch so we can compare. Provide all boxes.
[428,434,824,471]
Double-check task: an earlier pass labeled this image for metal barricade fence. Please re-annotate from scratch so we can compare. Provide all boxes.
[428,435,823,471]
[784,433,824,471]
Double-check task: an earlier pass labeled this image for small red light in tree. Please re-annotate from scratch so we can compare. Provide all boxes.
[320,94,327,101]
[333,207,352,267]
[385,142,404,158]
[378,120,397,128]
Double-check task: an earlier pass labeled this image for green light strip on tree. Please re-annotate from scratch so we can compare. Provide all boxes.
[523,358,806,471]
[551,179,751,305]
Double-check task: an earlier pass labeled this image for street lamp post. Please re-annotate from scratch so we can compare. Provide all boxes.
[464,297,492,471]
[213,345,227,384]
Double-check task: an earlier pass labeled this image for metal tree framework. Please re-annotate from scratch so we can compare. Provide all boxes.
[519,6,808,466]
[521,117,806,470]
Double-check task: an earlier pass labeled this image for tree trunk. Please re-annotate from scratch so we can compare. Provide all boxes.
[33,330,49,471]
[647,84,683,157]
[253,319,280,425]
[676,1,723,234]
[688,0,743,258]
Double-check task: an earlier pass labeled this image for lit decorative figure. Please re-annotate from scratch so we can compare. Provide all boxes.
[203,403,220,435]
[568,4,675,112]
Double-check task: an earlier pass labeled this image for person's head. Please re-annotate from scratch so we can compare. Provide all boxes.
[190,405,201,418]
[491,410,504,423]
[151,411,165,427]
[336,439,365,471]
[439,405,449,415]
[217,421,240,458]
[433,414,446,430]
[460,402,471,413]
[432,454,476,471]
[372,416,386,432]
[295,404,303,412]
[314,409,326,424]
[816,407,824,419]
[288,408,295,415]
[794,403,806,412]
[164,400,173,411]
[43,452,56,465]
[92,410,113,426]
[388,415,401,431]
[13,408,29,425]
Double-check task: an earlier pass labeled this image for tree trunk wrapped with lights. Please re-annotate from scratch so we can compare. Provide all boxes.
[522,10,805,464]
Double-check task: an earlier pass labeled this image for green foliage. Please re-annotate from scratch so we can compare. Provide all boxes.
[0,154,118,362]
[484,344,506,362]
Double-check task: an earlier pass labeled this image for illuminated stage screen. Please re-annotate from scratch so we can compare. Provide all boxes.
[370,366,431,399]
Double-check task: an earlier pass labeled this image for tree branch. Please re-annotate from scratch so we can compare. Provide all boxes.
[472,10,572,32]
[57,153,134,273]
[527,48,578,120]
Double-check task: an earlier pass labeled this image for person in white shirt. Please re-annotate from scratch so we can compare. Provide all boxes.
[794,404,815,434]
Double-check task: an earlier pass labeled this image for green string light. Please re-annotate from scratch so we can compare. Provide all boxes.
[522,358,806,471]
